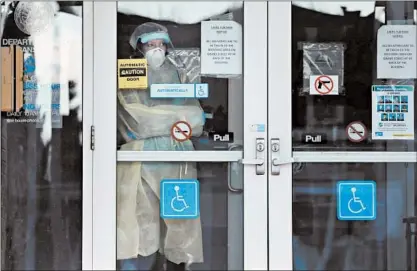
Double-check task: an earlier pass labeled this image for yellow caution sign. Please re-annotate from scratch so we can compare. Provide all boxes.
[118,59,148,89]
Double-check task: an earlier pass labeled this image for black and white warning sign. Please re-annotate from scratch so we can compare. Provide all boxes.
[346,121,368,142]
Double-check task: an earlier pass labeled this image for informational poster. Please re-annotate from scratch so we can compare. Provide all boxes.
[200,20,242,77]
[372,85,414,140]
[377,25,416,79]
[118,59,147,89]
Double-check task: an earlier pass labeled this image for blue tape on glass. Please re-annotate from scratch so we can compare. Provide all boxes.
[150,83,209,99]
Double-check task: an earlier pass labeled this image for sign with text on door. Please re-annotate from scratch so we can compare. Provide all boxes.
[118,59,148,89]
[200,20,242,78]
[150,83,209,99]
[377,25,416,79]
[372,85,414,140]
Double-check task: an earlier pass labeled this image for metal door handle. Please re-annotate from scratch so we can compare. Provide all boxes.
[228,144,244,193]
[272,158,294,166]
[238,138,265,175]
[239,158,264,165]
[270,138,294,175]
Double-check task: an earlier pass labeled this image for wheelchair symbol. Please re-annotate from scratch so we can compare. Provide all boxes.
[348,187,366,214]
[171,186,189,212]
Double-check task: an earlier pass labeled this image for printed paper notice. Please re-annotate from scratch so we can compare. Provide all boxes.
[118,59,148,89]
[201,20,242,77]
[372,85,414,140]
[377,25,416,79]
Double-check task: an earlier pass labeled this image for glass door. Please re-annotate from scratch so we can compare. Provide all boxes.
[93,2,268,270]
[269,1,417,270]
[1,1,92,270]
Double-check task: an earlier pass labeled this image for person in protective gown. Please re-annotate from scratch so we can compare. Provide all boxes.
[117,22,205,270]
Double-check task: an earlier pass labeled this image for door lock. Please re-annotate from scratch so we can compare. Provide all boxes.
[271,142,279,152]
[256,142,265,152]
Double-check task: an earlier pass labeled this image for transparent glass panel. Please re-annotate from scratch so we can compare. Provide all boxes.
[292,1,417,151]
[1,2,83,269]
[116,2,244,152]
[116,161,244,270]
[293,162,417,270]
[115,2,245,270]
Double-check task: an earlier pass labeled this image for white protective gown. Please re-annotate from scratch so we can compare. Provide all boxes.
[117,60,205,264]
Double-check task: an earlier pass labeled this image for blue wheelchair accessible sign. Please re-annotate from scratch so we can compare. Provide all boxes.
[160,179,200,219]
[337,180,376,221]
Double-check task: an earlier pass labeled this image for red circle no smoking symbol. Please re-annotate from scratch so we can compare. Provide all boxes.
[314,75,334,95]
[346,121,368,143]
[171,121,192,142]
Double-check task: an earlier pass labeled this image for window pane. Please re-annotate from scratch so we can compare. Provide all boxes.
[116,3,245,269]
[116,2,244,152]
[1,2,83,269]
[292,1,417,151]
[116,161,244,270]
[293,162,417,270]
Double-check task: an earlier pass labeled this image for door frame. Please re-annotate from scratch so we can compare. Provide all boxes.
[267,2,417,270]
[92,2,269,270]
[267,2,293,270]
[83,2,94,270]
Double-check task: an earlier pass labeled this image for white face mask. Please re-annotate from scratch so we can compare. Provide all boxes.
[145,48,165,69]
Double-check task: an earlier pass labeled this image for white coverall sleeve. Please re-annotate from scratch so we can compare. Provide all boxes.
[120,101,204,139]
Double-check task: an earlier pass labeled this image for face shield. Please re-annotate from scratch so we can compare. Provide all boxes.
[129,22,176,69]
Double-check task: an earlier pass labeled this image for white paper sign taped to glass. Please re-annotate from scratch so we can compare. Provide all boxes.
[150,83,208,98]
[299,42,345,95]
[117,59,148,89]
[200,20,242,77]
[377,25,416,79]
[309,75,339,95]
[372,85,414,140]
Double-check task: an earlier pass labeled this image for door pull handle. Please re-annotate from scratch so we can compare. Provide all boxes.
[272,158,295,166]
[270,138,295,175]
[239,138,265,175]
[239,158,264,165]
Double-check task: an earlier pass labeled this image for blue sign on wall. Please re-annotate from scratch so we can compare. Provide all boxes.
[337,180,377,221]
[160,179,200,219]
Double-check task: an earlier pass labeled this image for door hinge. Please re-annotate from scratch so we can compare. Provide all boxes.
[90,125,95,150]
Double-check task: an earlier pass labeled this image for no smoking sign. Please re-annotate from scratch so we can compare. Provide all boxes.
[310,75,339,95]
[346,121,368,143]
[171,121,192,142]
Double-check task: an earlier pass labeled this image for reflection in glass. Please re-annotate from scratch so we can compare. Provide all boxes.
[1,2,83,270]
[293,162,416,270]
[292,1,416,151]
[116,2,244,270]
